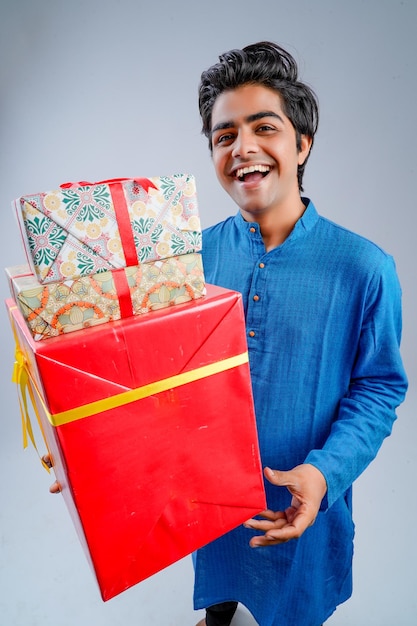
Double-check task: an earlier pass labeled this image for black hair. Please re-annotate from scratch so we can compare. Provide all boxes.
[198,41,319,191]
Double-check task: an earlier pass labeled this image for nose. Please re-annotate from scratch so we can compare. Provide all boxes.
[231,129,259,158]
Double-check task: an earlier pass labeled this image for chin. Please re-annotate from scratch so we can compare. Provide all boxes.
[239,204,268,218]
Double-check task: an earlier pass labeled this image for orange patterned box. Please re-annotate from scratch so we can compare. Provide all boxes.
[6,253,205,340]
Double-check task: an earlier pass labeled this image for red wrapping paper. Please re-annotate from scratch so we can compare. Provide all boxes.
[7,284,266,601]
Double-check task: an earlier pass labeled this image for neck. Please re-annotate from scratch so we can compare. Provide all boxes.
[241,198,306,251]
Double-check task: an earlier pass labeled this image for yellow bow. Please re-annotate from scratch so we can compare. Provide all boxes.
[10,310,51,472]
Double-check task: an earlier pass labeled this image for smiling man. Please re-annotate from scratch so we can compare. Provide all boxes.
[193,41,407,626]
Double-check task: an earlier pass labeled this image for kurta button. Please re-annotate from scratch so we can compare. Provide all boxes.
[259,262,265,268]
[253,295,260,301]
[249,330,256,337]
[249,227,256,233]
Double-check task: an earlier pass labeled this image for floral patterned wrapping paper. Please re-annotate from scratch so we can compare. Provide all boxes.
[6,253,206,341]
[13,174,202,284]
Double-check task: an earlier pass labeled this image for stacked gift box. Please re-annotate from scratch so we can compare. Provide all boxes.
[5,174,266,601]
[8,174,206,339]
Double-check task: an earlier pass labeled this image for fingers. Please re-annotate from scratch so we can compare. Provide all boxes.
[245,512,308,545]
[42,454,53,469]
[244,517,287,533]
[49,481,61,494]
[41,455,61,494]
[259,508,287,521]
[245,465,326,547]
[249,526,297,547]
[263,466,291,487]
[244,509,294,545]
[244,509,286,524]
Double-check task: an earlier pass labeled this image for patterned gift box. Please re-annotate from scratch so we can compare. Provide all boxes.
[13,174,201,284]
[6,253,206,340]
[7,285,266,601]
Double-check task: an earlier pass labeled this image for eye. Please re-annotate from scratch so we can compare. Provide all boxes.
[215,132,235,145]
[256,124,276,133]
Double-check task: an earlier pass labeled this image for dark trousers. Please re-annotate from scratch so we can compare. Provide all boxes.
[205,602,238,626]
[204,602,324,626]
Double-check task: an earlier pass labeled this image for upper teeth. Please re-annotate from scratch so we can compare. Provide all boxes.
[236,165,270,179]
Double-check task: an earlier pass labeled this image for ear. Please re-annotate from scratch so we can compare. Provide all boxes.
[298,134,313,166]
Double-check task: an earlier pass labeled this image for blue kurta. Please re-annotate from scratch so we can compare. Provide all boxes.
[193,200,407,626]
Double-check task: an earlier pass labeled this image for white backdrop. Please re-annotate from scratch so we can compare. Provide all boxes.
[1,1,416,625]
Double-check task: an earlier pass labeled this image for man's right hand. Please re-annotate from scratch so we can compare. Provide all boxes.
[42,454,61,493]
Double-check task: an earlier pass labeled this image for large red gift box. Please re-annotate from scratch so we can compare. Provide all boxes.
[7,284,266,601]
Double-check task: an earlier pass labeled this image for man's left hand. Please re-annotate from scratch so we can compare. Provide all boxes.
[244,464,327,546]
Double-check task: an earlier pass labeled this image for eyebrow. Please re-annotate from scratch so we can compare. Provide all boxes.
[211,110,285,135]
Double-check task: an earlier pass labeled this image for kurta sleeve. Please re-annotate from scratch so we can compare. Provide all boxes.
[305,254,408,509]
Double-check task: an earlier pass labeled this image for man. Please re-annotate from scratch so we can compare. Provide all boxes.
[45,41,406,626]
[193,41,407,626]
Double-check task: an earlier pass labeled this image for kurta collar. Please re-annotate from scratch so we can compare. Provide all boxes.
[234,198,319,244]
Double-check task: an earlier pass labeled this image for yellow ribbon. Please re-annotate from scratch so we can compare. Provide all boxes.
[10,308,51,472]
[42,352,249,427]
[9,303,249,461]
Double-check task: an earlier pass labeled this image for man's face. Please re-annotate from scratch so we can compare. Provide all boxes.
[210,83,311,220]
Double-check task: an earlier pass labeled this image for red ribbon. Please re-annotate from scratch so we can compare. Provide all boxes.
[60,178,157,193]
[112,268,134,319]
[109,182,138,266]
[59,177,158,267]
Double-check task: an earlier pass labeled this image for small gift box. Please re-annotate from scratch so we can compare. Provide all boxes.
[13,174,201,284]
[6,253,205,340]
[7,285,266,601]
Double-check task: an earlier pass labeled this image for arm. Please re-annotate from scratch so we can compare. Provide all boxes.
[305,255,407,509]
[246,255,407,544]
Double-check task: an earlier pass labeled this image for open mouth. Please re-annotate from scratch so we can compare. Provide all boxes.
[235,164,271,182]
